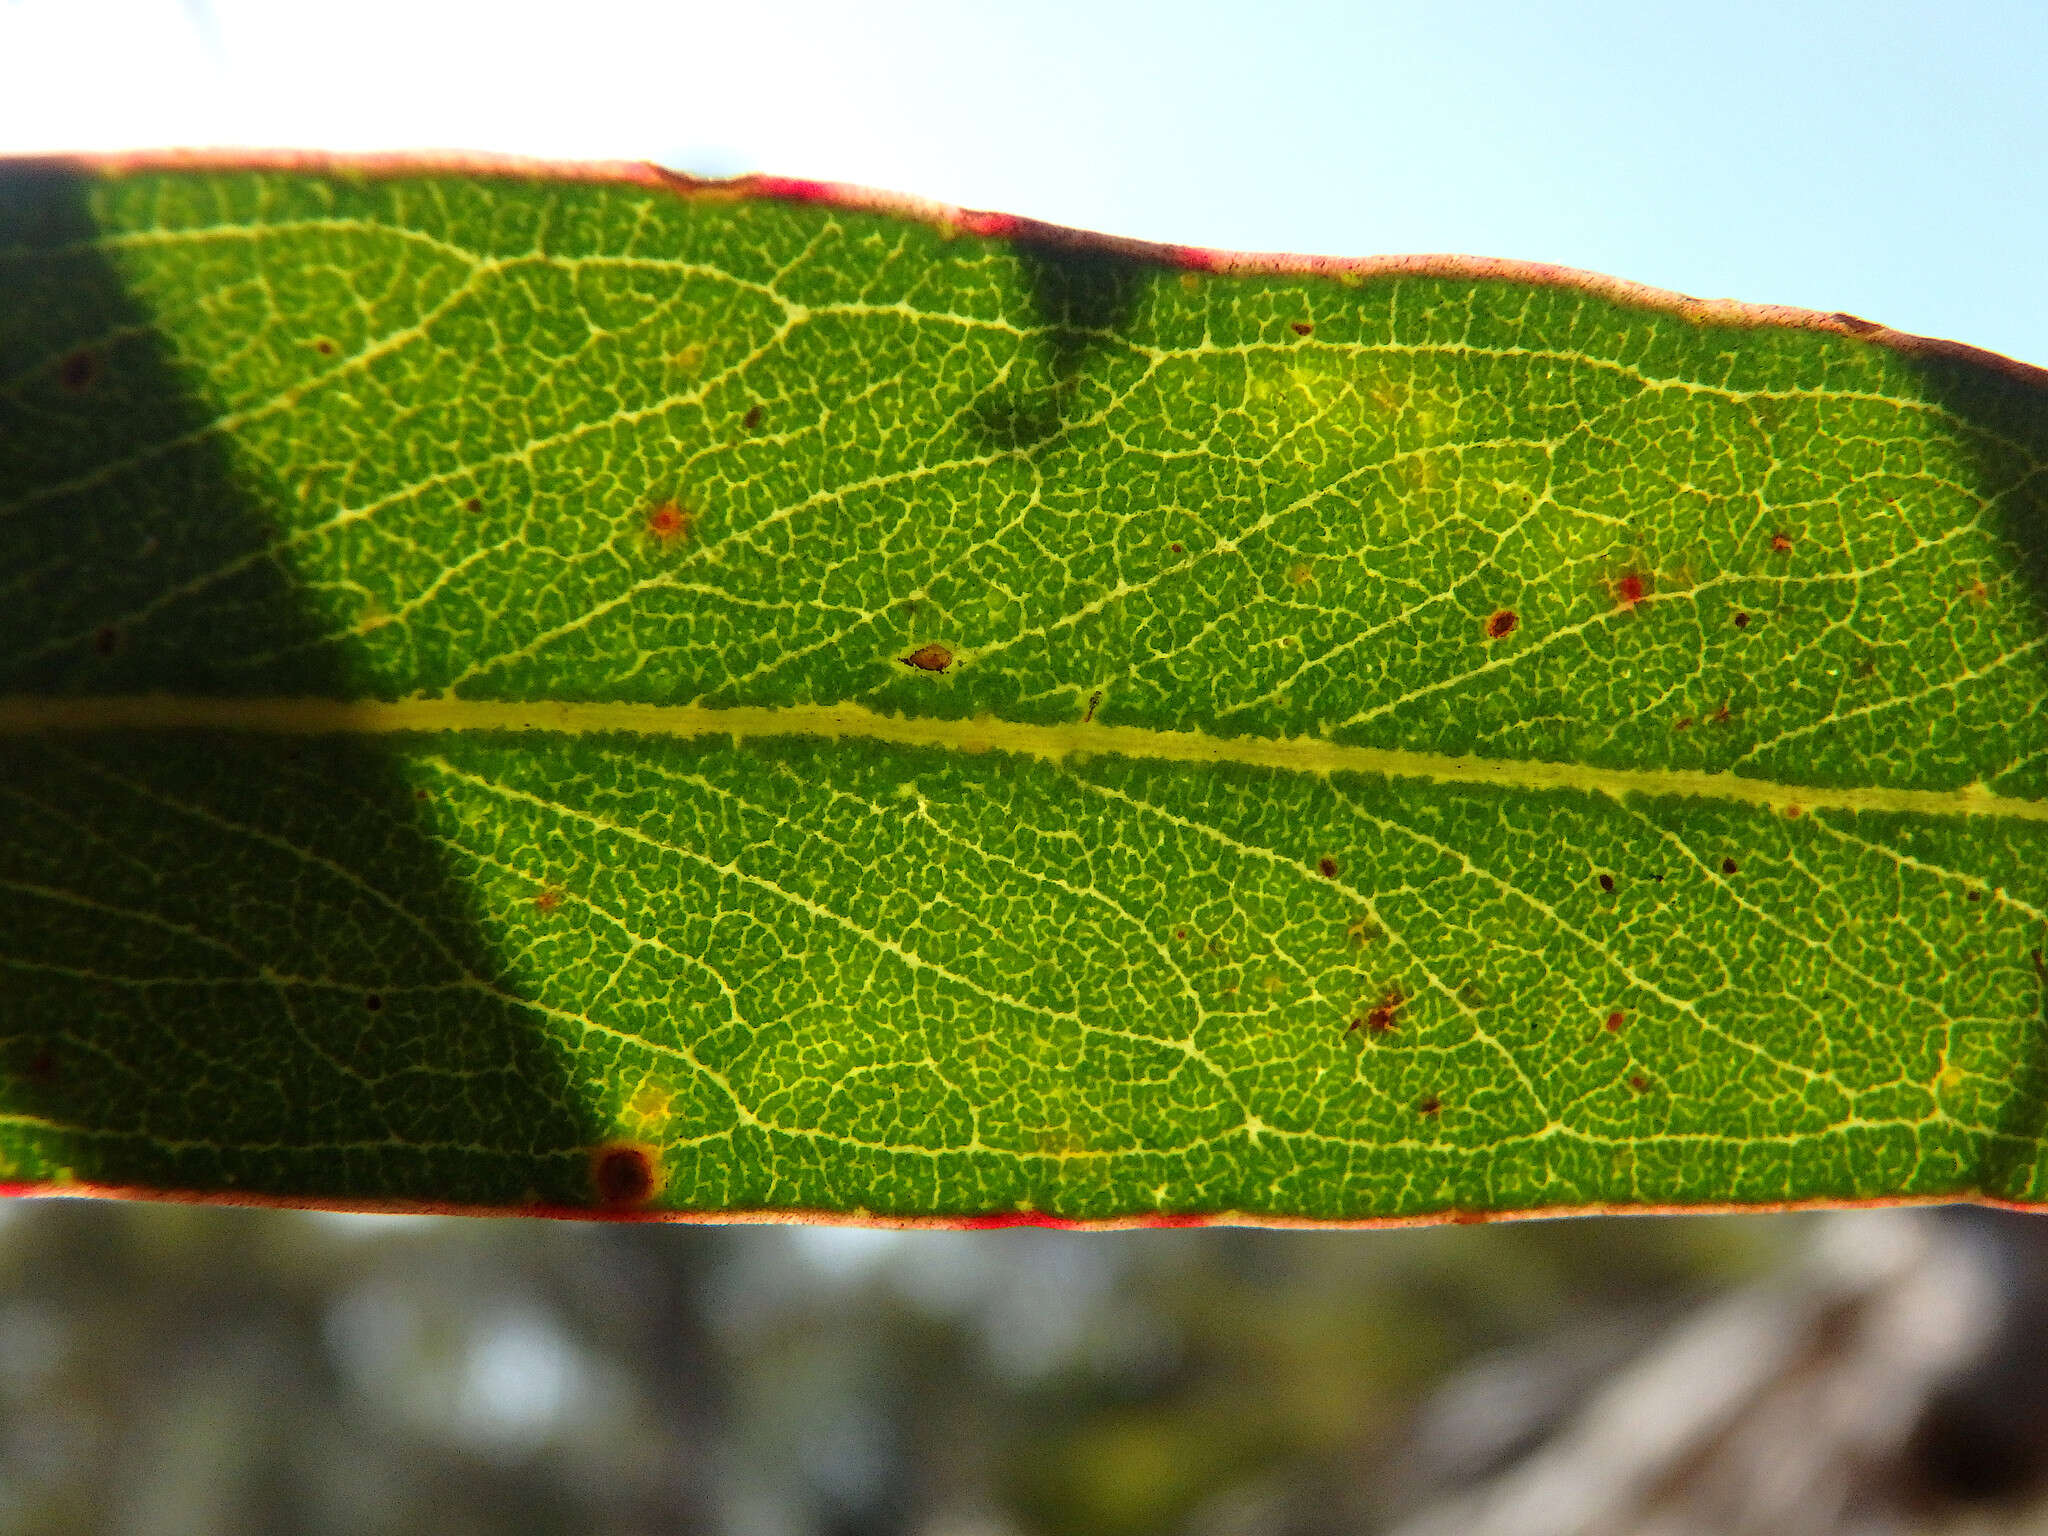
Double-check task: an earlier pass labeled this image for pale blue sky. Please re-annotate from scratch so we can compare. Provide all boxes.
[3,0,2043,366]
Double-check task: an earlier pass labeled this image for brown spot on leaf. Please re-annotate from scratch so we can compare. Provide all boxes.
[1290,320,1313,336]
[364,993,383,1012]
[1965,577,1991,607]
[1317,855,1339,878]
[1598,873,1615,893]
[1771,531,1794,554]
[1349,987,1404,1035]
[1286,562,1314,587]
[535,889,563,914]
[1418,1094,1441,1117]
[313,339,336,356]
[25,1048,56,1084]
[902,643,953,673]
[590,1142,660,1207]
[742,404,764,430]
[91,626,119,657]
[57,349,98,392]
[1967,889,1982,903]
[1733,612,1751,629]
[1174,929,1187,941]
[1629,1074,1649,1093]
[1674,716,1693,731]
[1084,690,1102,723]
[1785,803,1802,819]
[1612,571,1649,609]
[1605,1011,1624,1033]
[1709,701,1732,725]
[462,497,482,514]
[1722,857,1739,875]
[1485,609,1518,639]
[646,499,691,545]
[1169,541,1184,553]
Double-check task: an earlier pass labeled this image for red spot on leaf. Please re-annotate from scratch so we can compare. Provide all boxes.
[590,1142,660,1207]
[1605,1011,1624,1033]
[1612,571,1649,609]
[902,643,953,673]
[1771,531,1793,554]
[1485,609,1518,639]
[1629,1074,1649,1093]
[1349,987,1404,1035]
[646,500,691,546]
[535,889,563,914]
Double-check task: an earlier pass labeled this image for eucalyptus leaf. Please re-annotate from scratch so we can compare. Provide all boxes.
[3,159,2045,1222]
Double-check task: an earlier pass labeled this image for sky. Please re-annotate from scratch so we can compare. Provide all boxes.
[2,0,2044,367]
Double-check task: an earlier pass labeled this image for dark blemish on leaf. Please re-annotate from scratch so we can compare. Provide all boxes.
[364,993,383,1012]
[1771,531,1794,554]
[91,626,119,657]
[413,788,428,801]
[1486,609,1518,639]
[742,404,764,430]
[1598,873,1615,893]
[1418,1094,1441,1117]
[1675,716,1693,731]
[1605,1011,1625,1033]
[1709,701,1732,725]
[535,889,563,914]
[1290,321,1313,337]
[1967,889,1982,903]
[1629,1074,1649,1093]
[1174,929,1187,941]
[1349,987,1404,1035]
[1785,803,1802,819]
[1613,571,1648,609]
[590,1142,659,1207]
[1317,855,1339,878]
[313,339,335,356]
[463,497,482,514]
[25,1048,56,1084]
[57,349,98,391]
[1650,872,1665,882]
[1734,612,1751,629]
[646,499,690,545]
[902,643,953,673]
[1722,857,1739,875]
[2032,947,2047,988]
[1084,690,1102,723]
[1169,542,1184,553]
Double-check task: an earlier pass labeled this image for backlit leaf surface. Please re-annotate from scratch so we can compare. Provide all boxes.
[3,159,2046,1222]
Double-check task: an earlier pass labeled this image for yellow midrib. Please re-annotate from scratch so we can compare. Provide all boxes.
[1,693,2041,822]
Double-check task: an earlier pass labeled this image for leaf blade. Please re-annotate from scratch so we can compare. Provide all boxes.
[3,159,2045,1220]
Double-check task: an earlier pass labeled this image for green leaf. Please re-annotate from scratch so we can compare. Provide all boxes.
[3,159,2046,1224]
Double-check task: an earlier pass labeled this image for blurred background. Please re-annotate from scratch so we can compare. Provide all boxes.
[4,2,2048,1532]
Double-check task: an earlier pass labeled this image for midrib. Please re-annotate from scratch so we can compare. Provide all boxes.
[2,694,2041,823]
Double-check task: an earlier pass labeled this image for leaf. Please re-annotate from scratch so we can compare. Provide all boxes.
[2,157,2046,1224]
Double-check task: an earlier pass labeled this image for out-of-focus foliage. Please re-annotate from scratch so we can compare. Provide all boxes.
[0,1200,1796,1535]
